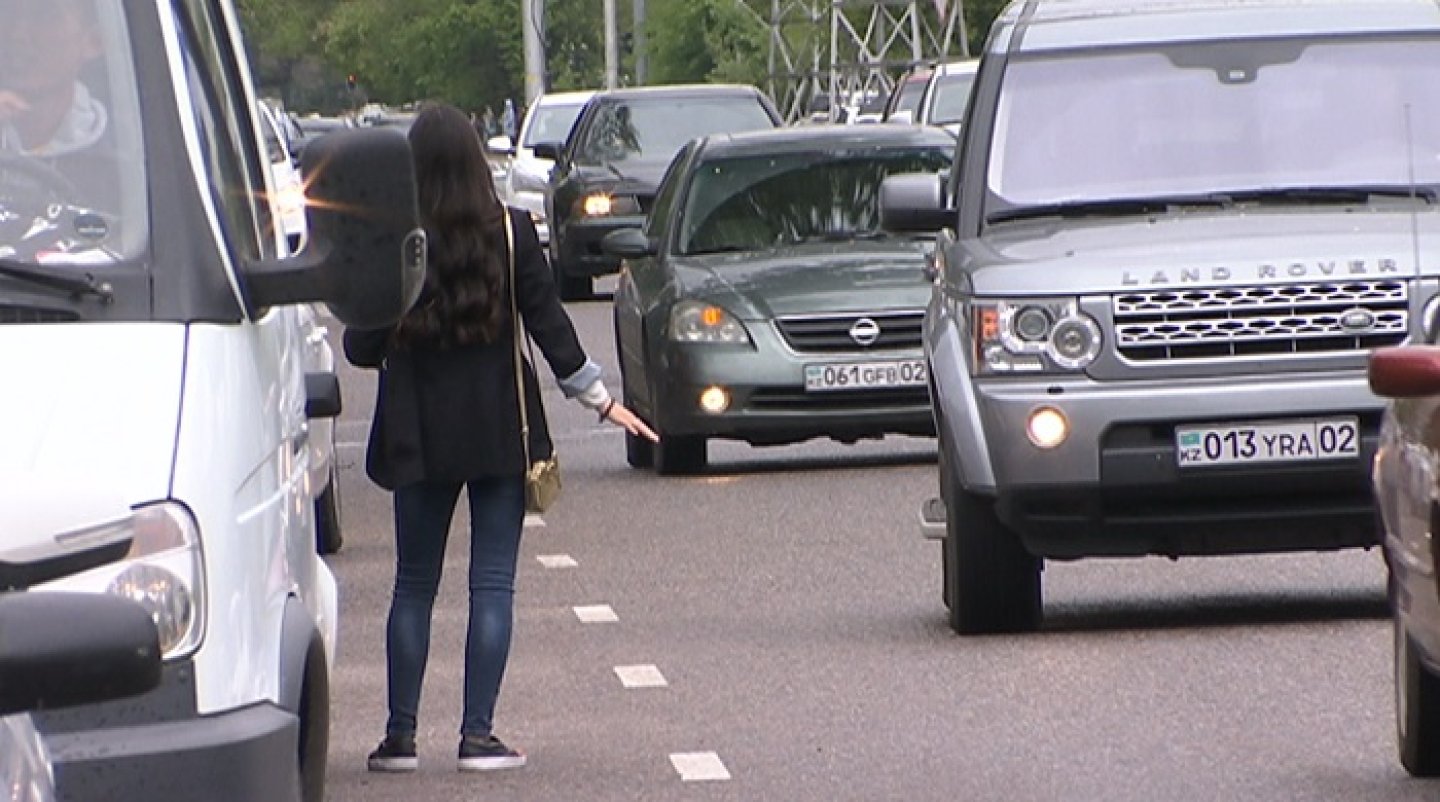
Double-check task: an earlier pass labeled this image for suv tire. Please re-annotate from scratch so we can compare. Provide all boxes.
[1397,618,1440,775]
[941,438,1042,634]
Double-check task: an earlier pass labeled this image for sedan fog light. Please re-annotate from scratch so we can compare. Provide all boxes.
[699,386,731,415]
[1027,407,1070,450]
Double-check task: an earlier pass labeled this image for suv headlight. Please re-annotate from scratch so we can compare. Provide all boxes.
[669,301,752,345]
[971,299,1102,375]
[578,192,641,217]
[39,502,206,661]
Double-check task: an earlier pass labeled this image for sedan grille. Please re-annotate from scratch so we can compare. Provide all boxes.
[1112,280,1409,361]
[775,310,924,353]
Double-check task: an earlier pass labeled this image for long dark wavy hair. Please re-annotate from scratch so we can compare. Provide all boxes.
[393,102,506,348]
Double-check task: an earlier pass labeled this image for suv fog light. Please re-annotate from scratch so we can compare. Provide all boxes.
[700,386,731,414]
[1027,407,1069,449]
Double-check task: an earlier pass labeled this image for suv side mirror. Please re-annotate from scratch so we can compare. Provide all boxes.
[532,142,561,161]
[601,228,656,258]
[244,128,426,329]
[880,172,954,234]
[486,135,515,157]
[0,593,162,716]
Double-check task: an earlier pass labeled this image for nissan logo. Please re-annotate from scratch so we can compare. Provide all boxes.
[1339,308,1377,334]
[849,318,882,347]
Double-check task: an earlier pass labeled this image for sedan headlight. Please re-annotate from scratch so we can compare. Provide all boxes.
[39,502,206,660]
[669,301,752,345]
[578,192,642,217]
[971,299,1102,375]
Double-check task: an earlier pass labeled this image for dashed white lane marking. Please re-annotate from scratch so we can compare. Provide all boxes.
[669,752,730,782]
[537,554,579,569]
[573,605,619,623]
[614,664,668,688]
[524,513,546,529]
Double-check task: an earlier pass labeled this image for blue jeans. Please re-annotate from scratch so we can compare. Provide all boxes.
[384,475,525,739]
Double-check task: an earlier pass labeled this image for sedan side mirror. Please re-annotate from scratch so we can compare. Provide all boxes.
[880,172,954,234]
[0,592,162,716]
[532,142,561,162]
[244,127,426,329]
[601,228,656,259]
[1369,346,1440,398]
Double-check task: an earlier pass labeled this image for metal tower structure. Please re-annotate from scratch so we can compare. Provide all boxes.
[752,0,968,123]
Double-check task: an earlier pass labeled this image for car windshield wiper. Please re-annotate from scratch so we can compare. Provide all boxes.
[1225,185,1439,205]
[0,258,114,302]
[987,194,1235,224]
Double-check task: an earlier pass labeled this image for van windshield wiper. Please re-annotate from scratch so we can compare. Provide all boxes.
[0,258,114,303]
[987,194,1234,224]
[1225,185,1439,205]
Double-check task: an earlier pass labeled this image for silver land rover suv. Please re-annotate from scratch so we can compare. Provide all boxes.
[881,0,1440,634]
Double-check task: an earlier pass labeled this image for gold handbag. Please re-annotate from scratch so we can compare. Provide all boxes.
[505,211,562,514]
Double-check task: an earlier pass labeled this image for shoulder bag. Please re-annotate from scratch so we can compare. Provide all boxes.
[505,211,562,513]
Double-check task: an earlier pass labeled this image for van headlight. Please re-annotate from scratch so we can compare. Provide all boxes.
[39,502,206,660]
[971,299,1102,375]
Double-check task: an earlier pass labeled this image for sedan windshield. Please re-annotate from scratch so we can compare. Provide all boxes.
[987,37,1440,219]
[679,147,953,256]
[575,96,774,164]
[0,0,146,270]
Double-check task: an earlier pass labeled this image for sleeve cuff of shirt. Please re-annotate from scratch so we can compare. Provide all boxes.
[559,359,605,399]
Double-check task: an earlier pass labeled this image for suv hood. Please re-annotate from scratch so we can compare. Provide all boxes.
[968,208,1440,295]
[0,325,184,505]
[673,241,932,318]
[572,160,670,194]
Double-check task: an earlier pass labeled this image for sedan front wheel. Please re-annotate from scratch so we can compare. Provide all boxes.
[1397,616,1440,775]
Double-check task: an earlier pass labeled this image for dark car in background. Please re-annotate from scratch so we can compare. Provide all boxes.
[603,125,955,473]
[539,84,781,300]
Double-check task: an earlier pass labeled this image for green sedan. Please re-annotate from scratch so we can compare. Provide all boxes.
[603,124,955,474]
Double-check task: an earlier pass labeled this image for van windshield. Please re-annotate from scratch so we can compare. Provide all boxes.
[523,102,585,148]
[987,36,1440,218]
[0,0,146,270]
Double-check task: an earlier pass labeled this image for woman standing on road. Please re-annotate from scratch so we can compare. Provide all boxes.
[344,102,656,774]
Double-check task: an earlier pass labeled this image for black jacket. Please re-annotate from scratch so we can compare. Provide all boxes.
[344,208,588,490]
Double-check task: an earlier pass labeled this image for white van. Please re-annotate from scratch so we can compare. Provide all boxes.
[490,89,596,245]
[0,1,423,800]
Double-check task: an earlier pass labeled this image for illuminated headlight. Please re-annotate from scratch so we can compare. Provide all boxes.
[1027,407,1070,449]
[40,502,206,660]
[276,184,307,218]
[669,301,751,345]
[579,193,641,217]
[972,299,1102,376]
[699,386,731,414]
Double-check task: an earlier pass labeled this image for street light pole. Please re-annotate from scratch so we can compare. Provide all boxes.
[522,0,546,105]
[603,0,620,89]
[633,0,648,85]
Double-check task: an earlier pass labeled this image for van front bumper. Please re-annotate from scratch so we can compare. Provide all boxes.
[34,661,299,802]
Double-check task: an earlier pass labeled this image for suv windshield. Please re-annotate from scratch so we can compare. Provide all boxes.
[987,36,1440,218]
[0,0,146,269]
[680,146,953,256]
[575,96,774,164]
[524,102,585,148]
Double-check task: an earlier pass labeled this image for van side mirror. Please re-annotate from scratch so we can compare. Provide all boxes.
[601,228,656,258]
[0,593,162,716]
[244,128,426,329]
[532,142,561,161]
[486,135,515,157]
[880,172,954,234]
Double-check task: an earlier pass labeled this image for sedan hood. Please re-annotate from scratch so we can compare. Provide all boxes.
[672,240,933,318]
[0,325,184,507]
[968,208,1440,295]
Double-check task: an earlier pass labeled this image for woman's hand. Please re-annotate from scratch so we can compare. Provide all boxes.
[601,400,659,442]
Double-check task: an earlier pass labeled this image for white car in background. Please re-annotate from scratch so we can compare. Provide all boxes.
[258,100,308,253]
[917,59,979,136]
[491,90,596,245]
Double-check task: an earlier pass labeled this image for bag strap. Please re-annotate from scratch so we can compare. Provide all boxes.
[505,210,533,469]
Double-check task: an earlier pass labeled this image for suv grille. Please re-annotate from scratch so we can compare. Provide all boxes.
[1113,280,1408,361]
[0,305,80,324]
[775,311,924,353]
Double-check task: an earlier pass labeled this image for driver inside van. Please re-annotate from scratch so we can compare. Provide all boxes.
[0,0,106,159]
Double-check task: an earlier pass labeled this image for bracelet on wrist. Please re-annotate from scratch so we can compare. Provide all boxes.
[598,398,616,422]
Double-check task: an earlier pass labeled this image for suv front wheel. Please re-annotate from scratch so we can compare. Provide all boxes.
[941,438,1042,634]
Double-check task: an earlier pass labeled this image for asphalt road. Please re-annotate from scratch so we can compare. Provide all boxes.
[320,292,1429,802]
